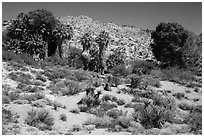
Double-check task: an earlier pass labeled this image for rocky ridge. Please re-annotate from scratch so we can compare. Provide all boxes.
[59,15,155,62]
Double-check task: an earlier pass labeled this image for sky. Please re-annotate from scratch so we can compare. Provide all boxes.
[2,2,202,34]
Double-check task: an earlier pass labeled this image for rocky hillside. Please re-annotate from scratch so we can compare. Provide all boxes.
[59,15,155,62]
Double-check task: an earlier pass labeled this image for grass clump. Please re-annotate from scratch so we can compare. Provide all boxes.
[25,108,54,131]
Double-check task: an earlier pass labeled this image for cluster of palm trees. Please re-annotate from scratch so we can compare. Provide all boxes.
[80,31,110,74]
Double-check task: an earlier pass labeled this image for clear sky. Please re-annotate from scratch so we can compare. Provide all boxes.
[2,2,202,34]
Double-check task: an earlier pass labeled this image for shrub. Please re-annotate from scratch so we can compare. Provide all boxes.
[116,99,126,106]
[78,105,89,112]
[186,111,202,134]
[173,92,185,100]
[7,91,20,101]
[100,102,118,111]
[74,71,90,82]
[36,74,47,82]
[69,108,80,114]
[84,116,113,128]
[178,102,193,111]
[2,106,19,125]
[101,94,113,102]
[66,46,83,68]
[59,114,67,121]
[109,76,122,87]
[133,105,174,129]
[111,64,130,77]
[131,60,157,75]
[53,101,66,110]
[161,67,196,84]
[20,93,45,103]
[88,107,106,117]
[2,49,23,63]
[106,108,124,119]
[25,108,54,131]
[2,95,11,104]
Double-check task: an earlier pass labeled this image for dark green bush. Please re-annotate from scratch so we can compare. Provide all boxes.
[25,108,54,131]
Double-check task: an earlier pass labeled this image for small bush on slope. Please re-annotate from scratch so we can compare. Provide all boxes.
[133,105,174,129]
[111,64,131,77]
[25,108,54,131]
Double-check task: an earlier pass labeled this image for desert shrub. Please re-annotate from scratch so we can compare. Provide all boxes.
[106,108,124,119]
[133,105,174,129]
[74,71,90,82]
[173,92,185,100]
[150,69,164,79]
[178,102,193,111]
[2,49,23,63]
[185,111,202,134]
[20,93,45,103]
[25,108,54,131]
[124,102,135,108]
[111,115,133,129]
[130,75,160,89]
[59,114,67,121]
[101,94,113,102]
[88,107,106,117]
[2,49,38,66]
[106,48,126,71]
[84,116,113,128]
[19,52,38,66]
[151,93,175,109]
[7,91,20,101]
[13,99,29,104]
[66,46,83,68]
[116,99,126,106]
[69,108,80,114]
[100,102,118,111]
[36,74,47,82]
[2,95,11,104]
[78,105,89,112]
[109,76,122,87]
[2,106,19,125]
[53,101,66,110]
[111,64,130,77]
[161,67,196,84]
[131,60,157,75]
[63,80,81,96]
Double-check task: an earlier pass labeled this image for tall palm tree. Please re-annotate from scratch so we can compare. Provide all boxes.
[95,31,110,74]
[80,32,93,70]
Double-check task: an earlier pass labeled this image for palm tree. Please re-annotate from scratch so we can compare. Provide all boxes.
[80,32,93,70]
[95,31,110,74]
